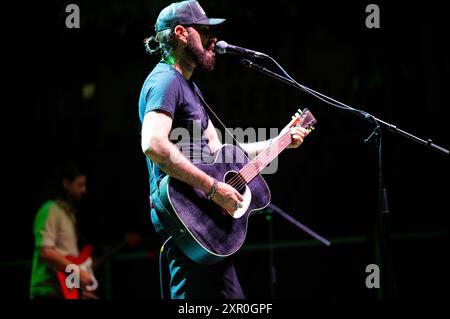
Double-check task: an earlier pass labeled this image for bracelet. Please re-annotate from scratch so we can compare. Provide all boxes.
[207,179,218,200]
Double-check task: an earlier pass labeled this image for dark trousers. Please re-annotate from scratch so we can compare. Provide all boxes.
[165,243,245,299]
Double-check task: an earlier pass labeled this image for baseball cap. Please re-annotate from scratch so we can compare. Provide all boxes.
[155,0,226,32]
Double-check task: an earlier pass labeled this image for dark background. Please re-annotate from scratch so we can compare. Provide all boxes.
[1,0,448,299]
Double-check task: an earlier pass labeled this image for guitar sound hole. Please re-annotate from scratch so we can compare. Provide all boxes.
[224,171,246,195]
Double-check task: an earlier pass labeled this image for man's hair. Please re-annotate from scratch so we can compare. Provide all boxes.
[41,163,85,201]
[144,28,178,60]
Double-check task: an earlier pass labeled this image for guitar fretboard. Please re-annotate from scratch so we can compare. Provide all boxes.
[239,130,292,183]
[226,109,316,191]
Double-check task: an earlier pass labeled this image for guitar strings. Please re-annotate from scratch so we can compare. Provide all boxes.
[233,115,315,189]
[218,111,314,193]
[227,128,292,190]
[227,129,293,191]
[230,133,292,192]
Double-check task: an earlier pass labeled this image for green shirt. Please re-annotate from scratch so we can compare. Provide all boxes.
[30,200,79,298]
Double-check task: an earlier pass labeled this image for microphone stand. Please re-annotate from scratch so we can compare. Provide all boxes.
[241,58,449,298]
[256,203,331,298]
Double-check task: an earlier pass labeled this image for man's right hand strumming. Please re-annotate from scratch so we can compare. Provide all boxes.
[211,181,244,214]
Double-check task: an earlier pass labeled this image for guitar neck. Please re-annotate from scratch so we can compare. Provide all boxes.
[239,129,292,183]
[91,241,127,270]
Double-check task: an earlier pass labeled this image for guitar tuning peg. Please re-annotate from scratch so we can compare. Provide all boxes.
[295,112,300,117]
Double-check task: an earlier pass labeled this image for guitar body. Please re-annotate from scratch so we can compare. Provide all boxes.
[153,108,317,265]
[154,144,271,265]
[56,245,98,299]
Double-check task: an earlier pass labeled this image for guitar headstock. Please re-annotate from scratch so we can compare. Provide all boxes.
[289,108,317,133]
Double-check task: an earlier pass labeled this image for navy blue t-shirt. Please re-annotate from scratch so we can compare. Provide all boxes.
[138,61,212,197]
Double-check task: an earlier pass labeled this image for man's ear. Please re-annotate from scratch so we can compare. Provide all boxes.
[62,178,70,191]
[174,25,189,47]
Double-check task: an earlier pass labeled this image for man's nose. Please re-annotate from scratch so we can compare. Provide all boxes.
[210,37,217,48]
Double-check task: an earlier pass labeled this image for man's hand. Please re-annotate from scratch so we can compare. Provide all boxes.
[287,126,309,149]
[81,290,99,299]
[79,269,94,288]
[212,182,244,214]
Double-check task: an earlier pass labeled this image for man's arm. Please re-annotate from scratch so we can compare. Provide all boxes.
[204,119,222,154]
[141,111,243,213]
[242,126,310,158]
[41,247,74,272]
[204,119,271,158]
[204,119,309,159]
[204,118,272,157]
[40,247,93,287]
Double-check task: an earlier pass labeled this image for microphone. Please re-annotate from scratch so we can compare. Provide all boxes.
[215,40,268,59]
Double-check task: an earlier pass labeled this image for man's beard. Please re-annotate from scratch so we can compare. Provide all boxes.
[67,193,83,203]
[185,36,215,72]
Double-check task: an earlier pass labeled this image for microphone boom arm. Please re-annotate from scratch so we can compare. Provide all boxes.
[241,59,449,156]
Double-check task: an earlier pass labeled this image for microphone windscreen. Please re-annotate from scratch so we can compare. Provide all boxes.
[215,41,227,54]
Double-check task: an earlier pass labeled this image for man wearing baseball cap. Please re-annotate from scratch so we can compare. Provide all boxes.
[139,1,245,300]
[138,0,308,299]
[154,0,225,32]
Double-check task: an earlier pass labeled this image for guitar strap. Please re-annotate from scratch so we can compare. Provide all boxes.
[192,83,247,154]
